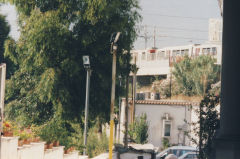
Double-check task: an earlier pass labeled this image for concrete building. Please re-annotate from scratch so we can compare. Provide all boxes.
[208,18,222,44]
[119,99,199,149]
[131,43,222,78]
[210,1,240,158]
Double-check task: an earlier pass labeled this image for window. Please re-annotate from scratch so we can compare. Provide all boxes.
[163,120,171,137]
[151,53,156,60]
[141,52,146,60]
[212,47,217,55]
[157,51,165,60]
[202,48,211,55]
[195,48,200,56]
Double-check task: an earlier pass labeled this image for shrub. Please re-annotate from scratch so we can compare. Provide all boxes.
[128,113,149,144]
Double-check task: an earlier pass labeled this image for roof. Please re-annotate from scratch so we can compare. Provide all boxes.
[129,100,199,106]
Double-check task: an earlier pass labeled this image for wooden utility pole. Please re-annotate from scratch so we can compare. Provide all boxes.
[0,64,6,159]
[124,76,129,148]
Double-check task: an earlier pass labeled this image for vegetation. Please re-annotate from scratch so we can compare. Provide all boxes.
[162,137,170,150]
[173,55,220,96]
[191,91,220,159]
[128,113,149,144]
[1,0,141,156]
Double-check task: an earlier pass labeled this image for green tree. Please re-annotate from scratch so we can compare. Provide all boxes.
[191,93,220,159]
[128,113,148,144]
[173,55,220,96]
[3,0,141,129]
[0,14,16,78]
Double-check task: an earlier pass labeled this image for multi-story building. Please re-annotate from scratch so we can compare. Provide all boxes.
[131,43,222,77]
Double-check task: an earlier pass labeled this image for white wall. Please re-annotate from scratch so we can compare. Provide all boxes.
[1,137,84,159]
[135,103,192,148]
[120,152,151,159]
[1,137,18,159]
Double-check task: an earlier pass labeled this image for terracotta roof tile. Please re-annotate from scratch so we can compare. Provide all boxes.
[128,100,199,106]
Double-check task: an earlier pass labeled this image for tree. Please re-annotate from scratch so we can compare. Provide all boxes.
[128,113,149,144]
[3,0,141,129]
[0,14,16,78]
[173,55,220,97]
[0,14,9,63]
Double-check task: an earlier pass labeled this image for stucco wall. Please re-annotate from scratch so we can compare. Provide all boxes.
[135,104,192,148]
[120,152,151,159]
[1,137,84,159]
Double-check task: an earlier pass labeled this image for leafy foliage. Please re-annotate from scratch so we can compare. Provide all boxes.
[128,113,148,144]
[173,55,220,96]
[2,0,140,156]
[0,14,9,63]
[3,0,141,127]
[191,93,220,159]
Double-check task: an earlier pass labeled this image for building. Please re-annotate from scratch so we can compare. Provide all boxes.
[208,18,222,44]
[119,99,199,149]
[131,43,222,78]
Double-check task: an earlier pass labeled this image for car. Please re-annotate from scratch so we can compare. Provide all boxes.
[156,146,197,159]
[178,151,199,159]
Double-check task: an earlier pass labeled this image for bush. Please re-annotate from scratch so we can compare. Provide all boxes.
[86,126,109,158]
[128,113,149,144]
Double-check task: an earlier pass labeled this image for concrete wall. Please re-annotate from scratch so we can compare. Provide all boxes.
[120,152,151,159]
[1,137,85,159]
[134,104,192,148]
[1,137,18,159]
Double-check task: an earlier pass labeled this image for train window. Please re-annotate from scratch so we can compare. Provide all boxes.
[157,51,165,60]
[212,47,217,55]
[207,48,211,54]
[151,53,156,60]
[203,48,211,54]
[176,50,181,55]
[141,52,146,60]
[172,50,177,56]
[195,48,200,56]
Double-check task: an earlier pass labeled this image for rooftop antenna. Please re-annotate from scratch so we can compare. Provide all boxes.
[217,0,223,17]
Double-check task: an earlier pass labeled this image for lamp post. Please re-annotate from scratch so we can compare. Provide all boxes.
[83,56,91,155]
[109,32,121,159]
[118,75,122,143]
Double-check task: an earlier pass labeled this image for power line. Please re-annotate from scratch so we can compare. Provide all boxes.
[138,34,207,41]
[138,25,208,32]
[157,35,207,40]
[142,12,209,20]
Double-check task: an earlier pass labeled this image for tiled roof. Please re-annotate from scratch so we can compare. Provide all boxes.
[129,100,199,106]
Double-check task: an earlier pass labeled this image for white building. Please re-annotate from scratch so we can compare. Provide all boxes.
[131,43,222,77]
[119,99,199,149]
[208,18,222,44]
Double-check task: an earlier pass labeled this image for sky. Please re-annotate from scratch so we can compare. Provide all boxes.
[135,0,221,49]
[0,0,221,49]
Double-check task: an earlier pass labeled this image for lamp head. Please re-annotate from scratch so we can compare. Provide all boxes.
[83,55,90,68]
[110,32,121,44]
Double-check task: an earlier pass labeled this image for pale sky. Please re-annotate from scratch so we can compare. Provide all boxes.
[0,1,221,49]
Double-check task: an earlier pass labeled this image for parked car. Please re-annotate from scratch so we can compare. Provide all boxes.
[156,146,197,159]
[178,151,199,159]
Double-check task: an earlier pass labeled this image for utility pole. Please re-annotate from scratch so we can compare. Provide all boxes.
[117,75,122,143]
[0,64,6,159]
[82,56,91,156]
[109,32,121,159]
[124,64,129,148]
[132,55,137,122]
[153,26,156,48]
[144,25,148,49]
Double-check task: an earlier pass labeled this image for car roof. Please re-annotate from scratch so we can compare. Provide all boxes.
[178,151,198,159]
[167,146,196,150]
[156,146,196,157]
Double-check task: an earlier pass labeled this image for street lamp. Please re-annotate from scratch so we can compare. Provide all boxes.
[109,32,121,159]
[83,55,91,155]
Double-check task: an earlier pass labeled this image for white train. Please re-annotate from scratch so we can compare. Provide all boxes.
[131,43,222,76]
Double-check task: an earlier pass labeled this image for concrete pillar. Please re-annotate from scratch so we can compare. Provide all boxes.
[212,1,240,158]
